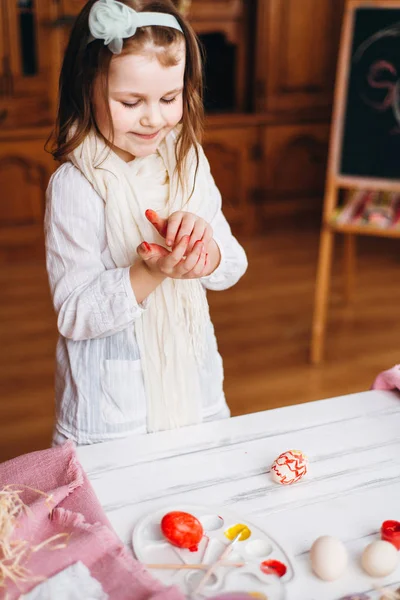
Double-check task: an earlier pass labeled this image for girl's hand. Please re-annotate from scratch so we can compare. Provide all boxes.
[145,209,213,253]
[136,236,209,280]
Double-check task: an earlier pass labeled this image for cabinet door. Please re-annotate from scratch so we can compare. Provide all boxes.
[0,2,10,98]
[0,0,58,129]
[262,123,330,214]
[188,0,249,111]
[255,0,344,113]
[203,125,260,236]
[57,0,85,15]
[0,133,55,254]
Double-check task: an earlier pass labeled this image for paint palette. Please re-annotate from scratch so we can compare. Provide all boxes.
[132,505,294,598]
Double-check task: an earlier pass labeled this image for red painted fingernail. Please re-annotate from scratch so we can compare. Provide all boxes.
[145,209,156,221]
[141,242,151,252]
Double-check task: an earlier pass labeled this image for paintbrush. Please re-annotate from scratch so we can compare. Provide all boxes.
[191,531,243,596]
[145,562,245,570]
[373,584,400,600]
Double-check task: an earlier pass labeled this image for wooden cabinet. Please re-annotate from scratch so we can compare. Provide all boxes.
[57,0,86,14]
[0,0,345,258]
[255,0,344,114]
[204,118,262,235]
[262,123,330,215]
[0,0,58,130]
[0,1,58,260]
[187,0,252,112]
[252,0,344,222]
[0,128,55,260]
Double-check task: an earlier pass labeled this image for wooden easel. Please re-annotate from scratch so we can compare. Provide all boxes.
[311,0,400,364]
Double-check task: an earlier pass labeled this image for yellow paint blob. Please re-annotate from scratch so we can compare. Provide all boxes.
[248,594,268,599]
[224,523,251,542]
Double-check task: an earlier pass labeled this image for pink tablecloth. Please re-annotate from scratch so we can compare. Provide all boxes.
[0,441,184,600]
[371,364,400,391]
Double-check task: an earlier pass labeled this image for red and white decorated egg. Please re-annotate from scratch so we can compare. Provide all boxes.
[270,449,308,485]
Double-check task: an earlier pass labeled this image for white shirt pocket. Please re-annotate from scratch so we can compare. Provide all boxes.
[100,359,147,426]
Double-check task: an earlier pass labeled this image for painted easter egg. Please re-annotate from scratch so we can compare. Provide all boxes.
[361,540,399,578]
[270,449,308,485]
[310,536,348,581]
[161,511,203,551]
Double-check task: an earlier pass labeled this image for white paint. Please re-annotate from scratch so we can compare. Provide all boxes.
[245,539,273,558]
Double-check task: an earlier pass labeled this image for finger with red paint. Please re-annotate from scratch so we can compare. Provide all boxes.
[170,240,208,280]
[158,235,191,275]
[182,245,209,280]
[174,240,204,277]
[146,209,214,254]
[165,211,213,252]
[166,212,196,248]
[137,235,189,278]
[138,236,209,281]
[186,217,208,252]
[145,209,168,238]
[136,241,169,269]
[199,219,213,249]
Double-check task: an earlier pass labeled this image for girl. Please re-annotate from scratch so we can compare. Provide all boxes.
[45,0,248,445]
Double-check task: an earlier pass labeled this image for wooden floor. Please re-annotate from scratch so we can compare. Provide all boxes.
[1,223,400,462]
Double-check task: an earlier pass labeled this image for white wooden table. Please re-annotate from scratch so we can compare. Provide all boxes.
[77,390,400,600]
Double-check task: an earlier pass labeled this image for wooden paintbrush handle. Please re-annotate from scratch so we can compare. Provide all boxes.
[145,561,244,570]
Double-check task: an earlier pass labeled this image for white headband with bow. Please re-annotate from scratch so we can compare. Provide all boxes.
[88,0,184,54]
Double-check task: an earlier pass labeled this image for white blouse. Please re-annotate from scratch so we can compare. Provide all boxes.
[45,161,248,444]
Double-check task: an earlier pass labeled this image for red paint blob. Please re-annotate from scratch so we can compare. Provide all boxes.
[141,242,151,252]
[145,209,168,236]
[260,559,287,578]
[145,209,157,222]
[381,520,400,549]
[161,511,203,552]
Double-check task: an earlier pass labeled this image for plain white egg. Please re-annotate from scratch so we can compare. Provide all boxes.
[361,540,399,577]
[310,535,348,581]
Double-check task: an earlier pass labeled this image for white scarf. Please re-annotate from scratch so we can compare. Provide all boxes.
[69,129,220,431]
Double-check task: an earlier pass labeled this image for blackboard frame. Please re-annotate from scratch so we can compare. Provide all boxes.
[328,0,400,198]
[311,0,400,365]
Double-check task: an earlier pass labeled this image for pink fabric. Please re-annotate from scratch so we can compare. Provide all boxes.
[371,364,400,391]
[0,441,184,600]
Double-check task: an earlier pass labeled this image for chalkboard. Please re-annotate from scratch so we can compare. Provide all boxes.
[340,6,400,180]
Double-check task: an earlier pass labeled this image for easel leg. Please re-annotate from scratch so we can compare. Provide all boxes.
[343,234,356,304]
[310,226,335,365]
